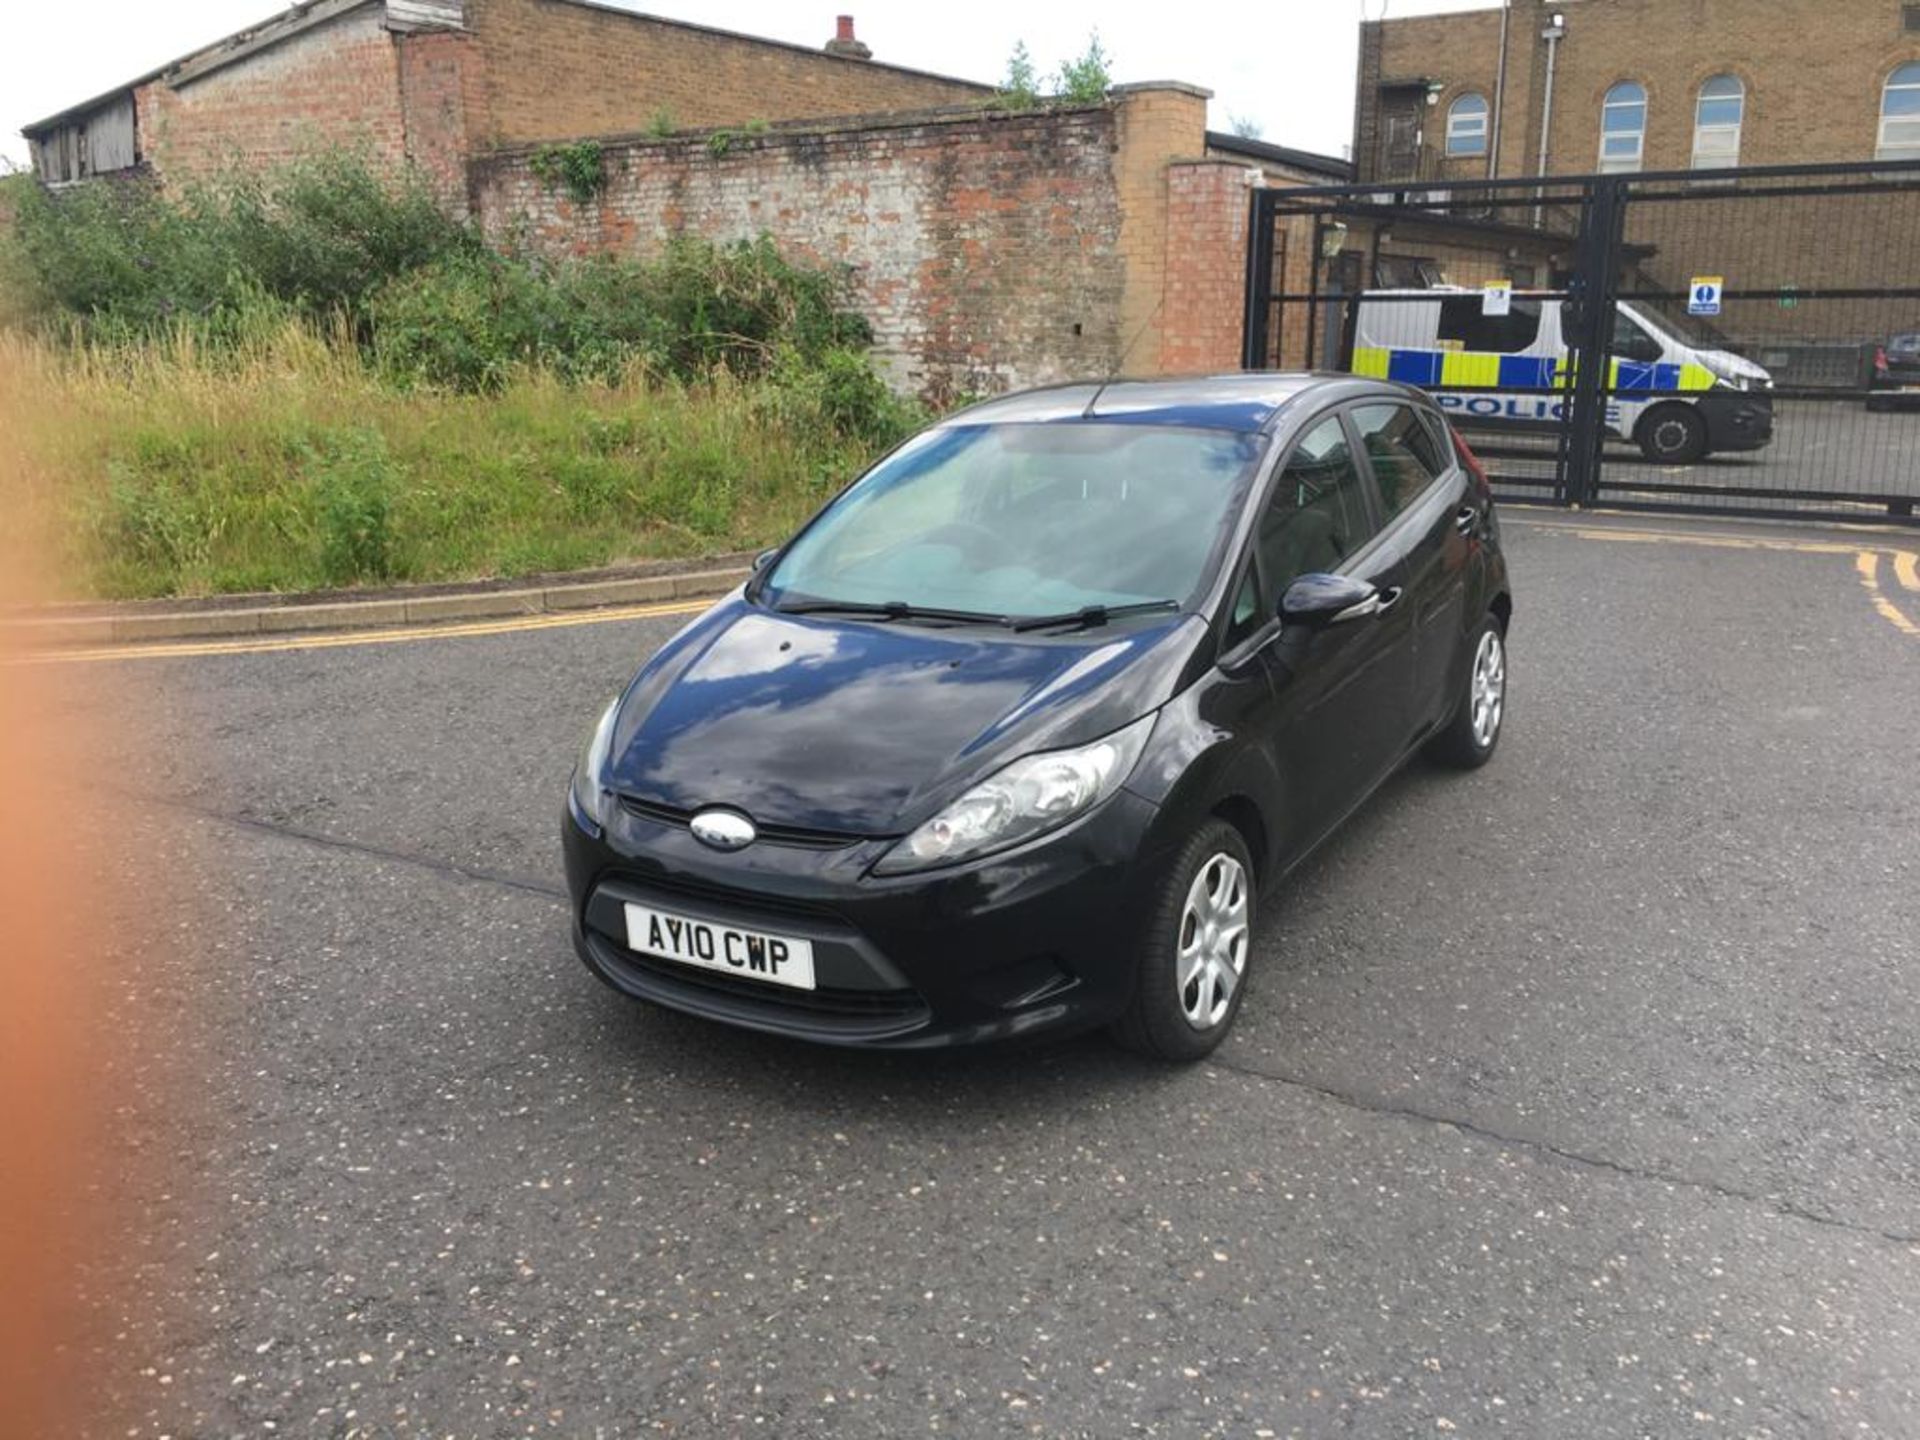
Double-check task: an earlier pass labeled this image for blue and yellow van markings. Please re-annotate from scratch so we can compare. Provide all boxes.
[1352,347,1716,394]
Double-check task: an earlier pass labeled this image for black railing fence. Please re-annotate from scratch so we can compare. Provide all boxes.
[1244,160,1920,526]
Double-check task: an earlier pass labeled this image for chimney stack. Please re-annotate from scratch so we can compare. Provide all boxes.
[825,15,872,60]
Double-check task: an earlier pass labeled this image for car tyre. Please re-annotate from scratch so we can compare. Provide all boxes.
[1112,819,1256,1063]
[1426,613,1508,770]
[1635,404,1709,464]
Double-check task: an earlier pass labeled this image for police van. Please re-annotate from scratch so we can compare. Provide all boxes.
[1350,289,1774,463]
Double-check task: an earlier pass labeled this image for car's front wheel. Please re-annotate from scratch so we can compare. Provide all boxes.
[1112,819,1255,1062]
[1635,404,1709,464]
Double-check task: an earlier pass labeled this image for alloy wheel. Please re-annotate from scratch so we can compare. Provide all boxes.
[1470,628,1507,750]
[1177,853,1249,1030]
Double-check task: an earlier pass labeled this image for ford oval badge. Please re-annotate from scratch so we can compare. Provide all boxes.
[690,809,757,852]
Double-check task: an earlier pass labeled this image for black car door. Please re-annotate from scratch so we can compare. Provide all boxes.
[1234,410,1414,862]
[1348,401,1474,735]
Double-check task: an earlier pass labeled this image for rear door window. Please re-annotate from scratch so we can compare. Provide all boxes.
[1438,296,1544,354]
[1351,403,1449,522]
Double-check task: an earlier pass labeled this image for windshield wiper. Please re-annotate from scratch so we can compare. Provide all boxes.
[773,598,1008,626]
[1007,599,1182,633]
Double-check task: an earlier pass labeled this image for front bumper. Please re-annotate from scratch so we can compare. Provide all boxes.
[562,788,1167,1049]
[1870,370,1920,406]
[1698,389,1775,453]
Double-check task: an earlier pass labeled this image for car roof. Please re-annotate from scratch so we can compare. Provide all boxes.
[936,374,1399,435]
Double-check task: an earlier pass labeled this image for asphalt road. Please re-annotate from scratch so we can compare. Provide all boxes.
[46,513,1920,1438]
[1471,400,1920,513]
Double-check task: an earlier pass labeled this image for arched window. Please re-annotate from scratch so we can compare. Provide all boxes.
[1446,93,1489,157]
[1599,81,1647,172]
[1880,63,1920,161]
[1692,75,1745,168]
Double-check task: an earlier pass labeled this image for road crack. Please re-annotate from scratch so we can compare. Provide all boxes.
[129,792,569,902]
[1208,1052,1920,1250]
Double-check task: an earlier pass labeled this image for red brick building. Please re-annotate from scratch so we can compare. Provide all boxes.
[23,0,989,209]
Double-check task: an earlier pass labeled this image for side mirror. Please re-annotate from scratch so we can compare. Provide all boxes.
[752,548,779,573]
[1280,573,1391,628]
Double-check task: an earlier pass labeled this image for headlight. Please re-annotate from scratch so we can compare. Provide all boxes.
[874,714,1155,875]
[569,696,621,831]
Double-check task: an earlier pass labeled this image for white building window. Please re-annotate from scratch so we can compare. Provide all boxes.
[1692,75,1744,169]
[1446,93,1489,157]
[1880,63,1920,162]
[1599,81,1647,172]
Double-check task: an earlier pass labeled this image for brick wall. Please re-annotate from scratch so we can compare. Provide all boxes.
[395,29,475,216]
[138,6,408,182]
[1110,83,1216,376]
[474,104,1127,401]
[462,0,989,148]
[1159,161,1252,375]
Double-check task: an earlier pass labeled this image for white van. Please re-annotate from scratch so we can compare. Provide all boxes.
[1350,289,1774,463]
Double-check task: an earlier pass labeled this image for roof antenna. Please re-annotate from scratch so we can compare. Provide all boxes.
[1084,301,1165,417]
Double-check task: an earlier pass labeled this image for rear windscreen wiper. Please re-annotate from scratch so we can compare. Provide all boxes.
[1007,599,1182,633]
[773,598,1008,626]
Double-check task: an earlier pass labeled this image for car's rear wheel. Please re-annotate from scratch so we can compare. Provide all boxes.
[1426,614,1507,770]
[1635,404,1709,464]
[1112,819,1255,1062]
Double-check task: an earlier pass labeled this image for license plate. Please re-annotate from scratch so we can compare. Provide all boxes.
[623,902,817,991]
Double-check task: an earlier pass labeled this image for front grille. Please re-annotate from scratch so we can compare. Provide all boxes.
[618,794,867,851]
[610,945,928,1021]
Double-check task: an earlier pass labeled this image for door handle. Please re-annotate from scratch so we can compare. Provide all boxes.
[1454,504,1481,537]
[1332,585,1403,624]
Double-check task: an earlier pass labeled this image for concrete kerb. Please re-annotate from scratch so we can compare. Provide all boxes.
[5,566,750,651]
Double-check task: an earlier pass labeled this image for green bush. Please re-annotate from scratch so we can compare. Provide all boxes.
[1056,34,1113,103]
[303,428,401,584]
[764,345,925,448]
[994,32,1112,108]
[369,236,875,394]
[996,41,1041,110]
[529,141,607,206]
[5,152,472,336]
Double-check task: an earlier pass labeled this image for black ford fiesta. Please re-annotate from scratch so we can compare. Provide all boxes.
[563,374,1512,1060]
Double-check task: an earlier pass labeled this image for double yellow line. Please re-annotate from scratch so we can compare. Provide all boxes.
[1523,520,1920,640]
[16,597,713,666]
[1857,550,1920,638]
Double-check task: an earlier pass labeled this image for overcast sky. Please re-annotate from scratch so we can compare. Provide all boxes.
[0,0,1499,170]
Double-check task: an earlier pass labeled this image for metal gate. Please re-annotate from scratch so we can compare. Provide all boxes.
[1243,160,1920,527]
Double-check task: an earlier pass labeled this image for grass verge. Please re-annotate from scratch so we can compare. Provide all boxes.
[2,321,892,601]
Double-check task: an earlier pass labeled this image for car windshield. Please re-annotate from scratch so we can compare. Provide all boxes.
[761,422,1263,620]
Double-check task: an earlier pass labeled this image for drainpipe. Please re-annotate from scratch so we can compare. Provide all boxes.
[1488,0,1511,179]
[1534,11,1565,228]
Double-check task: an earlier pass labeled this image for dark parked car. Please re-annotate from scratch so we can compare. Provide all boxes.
[1868,333,1920,410]
[563,375,1513,1060]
